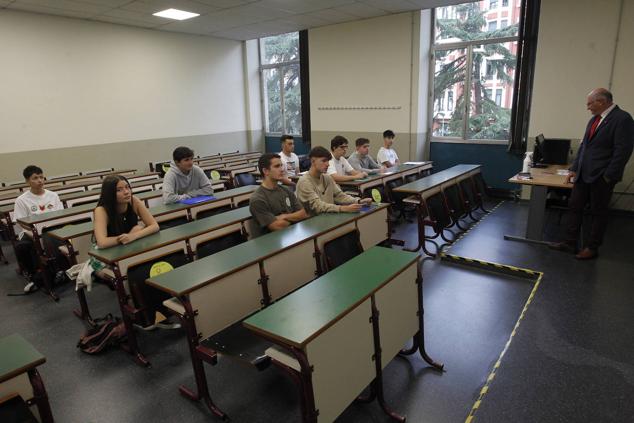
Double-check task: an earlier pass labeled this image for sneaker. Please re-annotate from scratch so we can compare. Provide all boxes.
[23,281,38,293]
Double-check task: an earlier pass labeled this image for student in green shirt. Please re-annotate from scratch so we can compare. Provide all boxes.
[249,153,308,235]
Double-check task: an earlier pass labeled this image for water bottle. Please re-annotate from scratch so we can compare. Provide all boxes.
[522,152,532,173]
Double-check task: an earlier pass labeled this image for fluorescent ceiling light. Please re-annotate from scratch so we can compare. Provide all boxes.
[153,8,200,21]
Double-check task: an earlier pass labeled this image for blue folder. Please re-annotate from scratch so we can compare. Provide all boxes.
[179,195,215,205]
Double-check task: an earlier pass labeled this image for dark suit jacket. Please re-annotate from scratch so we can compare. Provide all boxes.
[570,105,634,183]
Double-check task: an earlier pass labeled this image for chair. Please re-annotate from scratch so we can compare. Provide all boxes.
[458,178,481,220]
[126,250,189,327]
[386,178,415,223]
[442,182,470,231]
[322,229,364,272]
[234,172,257,187]
[472,173,491,213]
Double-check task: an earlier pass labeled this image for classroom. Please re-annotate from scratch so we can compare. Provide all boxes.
[1,0,633,422]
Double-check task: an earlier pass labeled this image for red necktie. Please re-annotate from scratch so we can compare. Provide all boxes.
[588,115,601,140]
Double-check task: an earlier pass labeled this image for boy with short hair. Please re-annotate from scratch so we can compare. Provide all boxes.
[14,165,64,292]
[249,153,308,236]
[377,129,400,167]
[296,146,371,215]
[279,135,299,177]
[348,138,382,174]
[162,146,214,204]
[327,135,367,183]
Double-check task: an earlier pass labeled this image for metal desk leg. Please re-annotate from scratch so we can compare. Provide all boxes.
[504,185,550,245]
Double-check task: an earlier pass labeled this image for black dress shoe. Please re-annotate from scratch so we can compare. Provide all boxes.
[548,241,576,253]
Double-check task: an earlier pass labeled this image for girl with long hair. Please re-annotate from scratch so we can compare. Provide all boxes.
[94,175,158,248]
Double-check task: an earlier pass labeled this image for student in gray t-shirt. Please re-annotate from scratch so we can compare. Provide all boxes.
[249,153,308,236]
[347,137,383,174]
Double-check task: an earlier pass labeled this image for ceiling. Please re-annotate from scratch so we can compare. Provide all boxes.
[0,0,459,40]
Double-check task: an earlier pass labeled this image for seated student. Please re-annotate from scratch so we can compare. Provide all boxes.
[249,153,308,236]
[93,176,174,329]
[327,135,368,183]
[14,165,64,292]
[279,134,299,185]
[348,137,383,174]
[377,129,400,168]
[162,146,213,204]
[296,146,372,215]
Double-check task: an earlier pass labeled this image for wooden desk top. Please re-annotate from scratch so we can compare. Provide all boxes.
[394,164,481,194]
[243,246,419,348]
[58,179,163,202]
[88,206,252,264]
[146,204,389,297]
[0,334,46,384]
[508,164,572,189]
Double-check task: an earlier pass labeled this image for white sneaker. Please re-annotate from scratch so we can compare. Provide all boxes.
[133,323,157,331]
[23,281,38,293]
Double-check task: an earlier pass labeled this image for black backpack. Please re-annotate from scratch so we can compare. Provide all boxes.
[77,314,127,354]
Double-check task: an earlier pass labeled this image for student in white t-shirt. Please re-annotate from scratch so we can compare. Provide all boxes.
[13,165,64,292]
[327,135,367,183]
[377,129,400,168]
[279,134,299,185]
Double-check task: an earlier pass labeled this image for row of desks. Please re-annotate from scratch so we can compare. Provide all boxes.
[0,168,137,194]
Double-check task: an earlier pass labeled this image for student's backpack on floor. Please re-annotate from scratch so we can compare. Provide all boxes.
[77,314,126,354]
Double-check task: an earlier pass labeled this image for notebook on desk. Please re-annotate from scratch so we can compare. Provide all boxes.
[179,196,215,205]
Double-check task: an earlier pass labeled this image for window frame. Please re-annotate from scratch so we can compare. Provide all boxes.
[258,35,302,137]
[430,8,519,145]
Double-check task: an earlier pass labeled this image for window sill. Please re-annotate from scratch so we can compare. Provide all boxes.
[431,138,509,145]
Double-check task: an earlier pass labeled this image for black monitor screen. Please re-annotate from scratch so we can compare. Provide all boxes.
[542,138,571,165]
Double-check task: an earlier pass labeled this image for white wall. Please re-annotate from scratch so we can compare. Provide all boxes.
[308,12,426,161]
[529,0,634,191]
[0,9,247,154]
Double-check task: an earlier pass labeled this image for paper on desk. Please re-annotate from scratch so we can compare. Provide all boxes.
[556,169,570,176]
[404,161,425,165]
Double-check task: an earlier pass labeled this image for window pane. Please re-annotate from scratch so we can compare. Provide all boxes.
[435,1,519,44]
[467,42,517,140]
[433,48,467,138]
[283,65,302,135]
[263,68,282,133]
[260,32,299,65]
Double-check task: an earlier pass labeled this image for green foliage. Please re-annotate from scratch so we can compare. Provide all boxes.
[262,33,302,135]
[434,3,518,140]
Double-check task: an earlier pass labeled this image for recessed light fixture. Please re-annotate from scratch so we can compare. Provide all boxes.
[153,8,200,21]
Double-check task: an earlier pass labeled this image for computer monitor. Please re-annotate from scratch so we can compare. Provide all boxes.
[541,137,571,165]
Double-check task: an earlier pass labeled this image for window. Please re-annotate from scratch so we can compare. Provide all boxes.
[490,0,498,9]
[432,1,520,141]
[260,32,302,135]
[501,19,508,28]
[502,0,509,6]
[495,89,503,106]
[485,61,495,79]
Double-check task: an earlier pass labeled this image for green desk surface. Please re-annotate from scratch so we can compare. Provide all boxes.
[148,185,256,217]
[147,204,389,297]
[48,221,94,240]
[393,164,481,194]
[58,180,163,202]
[17,202,97,226]
[0,334,46,384]
[243,246,419,348]
[88,206,252,264]
[0,204,13,214]
[338,162,433,186]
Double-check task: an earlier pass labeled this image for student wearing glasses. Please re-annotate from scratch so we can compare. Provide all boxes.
[327,135,367,183]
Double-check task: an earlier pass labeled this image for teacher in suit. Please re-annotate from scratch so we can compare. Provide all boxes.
[551,88,633,259]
